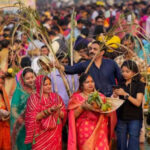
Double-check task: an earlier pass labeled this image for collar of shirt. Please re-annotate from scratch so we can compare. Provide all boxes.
[52,36,60,42]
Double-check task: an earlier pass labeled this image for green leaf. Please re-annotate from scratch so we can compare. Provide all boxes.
[32,138,36,145]
[57,117,60,124]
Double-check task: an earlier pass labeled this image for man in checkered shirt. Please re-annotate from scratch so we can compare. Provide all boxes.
[115,34,147,73]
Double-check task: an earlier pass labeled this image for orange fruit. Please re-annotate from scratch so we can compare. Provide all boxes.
[147,86,150,92]
[107,107,111,111]
[147,67,150,73]
[91,101,99,109]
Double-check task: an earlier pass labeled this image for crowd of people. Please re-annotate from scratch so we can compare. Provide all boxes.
[0,0,150,150]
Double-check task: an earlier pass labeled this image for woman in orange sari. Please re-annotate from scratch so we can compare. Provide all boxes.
[0,71,11,150]
[68,73,109,150]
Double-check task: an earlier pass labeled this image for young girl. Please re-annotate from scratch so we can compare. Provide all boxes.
[113,60,145,150]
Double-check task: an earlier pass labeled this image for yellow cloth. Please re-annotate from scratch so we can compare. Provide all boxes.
[97,35,121,52]
[96,1,105,6]
[0,48,9,72]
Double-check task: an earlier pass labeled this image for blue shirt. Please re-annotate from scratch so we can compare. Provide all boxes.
[65,58,122,97]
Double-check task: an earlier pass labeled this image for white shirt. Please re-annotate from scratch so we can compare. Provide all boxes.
[91,10,99,20]
[27,40,44,51]
[51,36,60,54]
[31,56,40,74]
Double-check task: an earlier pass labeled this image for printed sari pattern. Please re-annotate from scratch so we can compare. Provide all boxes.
[68,92,109,150]
[10,74,33,150]
[25,75,67,150]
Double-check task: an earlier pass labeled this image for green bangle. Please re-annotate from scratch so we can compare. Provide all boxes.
[43,110,50,116]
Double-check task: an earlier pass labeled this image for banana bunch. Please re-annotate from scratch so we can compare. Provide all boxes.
[87,91,111,111]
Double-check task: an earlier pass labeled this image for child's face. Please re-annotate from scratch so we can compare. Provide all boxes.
[8,51,16,61]
[60,58,68,65]
[122,40,135,52]
[40,61,49,71]
[121,66,135,80]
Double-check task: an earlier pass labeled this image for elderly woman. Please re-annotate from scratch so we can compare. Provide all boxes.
[0,71,11,150]
[10,67,36,150]
[25,75,67,150]
[68,73,110,150]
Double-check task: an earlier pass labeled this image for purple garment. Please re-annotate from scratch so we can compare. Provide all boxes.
[49,69,79,107]
[74,36,90,50]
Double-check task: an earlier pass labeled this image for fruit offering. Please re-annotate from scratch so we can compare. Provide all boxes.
[87,91,112,112]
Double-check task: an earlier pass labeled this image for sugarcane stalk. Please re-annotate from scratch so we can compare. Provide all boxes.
[6,1,72,97]
[70,9,76,92]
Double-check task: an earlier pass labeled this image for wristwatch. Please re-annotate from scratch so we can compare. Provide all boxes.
[124,93,130,100]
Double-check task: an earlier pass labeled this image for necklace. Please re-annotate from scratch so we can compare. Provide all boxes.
[81,92,90,99]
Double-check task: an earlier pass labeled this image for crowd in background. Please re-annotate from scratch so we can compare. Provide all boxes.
[0,0,150,150]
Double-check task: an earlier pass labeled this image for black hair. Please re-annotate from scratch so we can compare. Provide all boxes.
[95,15,104,21]
[48,31,56,36]
[140,1,147,6]
[22,67,35,78]
[92,40,103,45]
[81,28,89,37]
[43,76,51,83]
[84,20,92,28]
[56,52,66,60]
[121,34,135,44]
[3,28,11,32]
[41,45,48,50]
[53,16,59,21]
[146,5,150,14]
[3,33,10,38]
[121,60,141,81]
[8,50,19,68]
[79,73,92,91]
[77,19,84,24]
[20,56,31,68]
[1,40,10,48]
[91,40,106,51]
[58,19,69,26]
[93,25,104,39]
[75,43,87,51]
[51,25,60,33]
[14,39,21,44]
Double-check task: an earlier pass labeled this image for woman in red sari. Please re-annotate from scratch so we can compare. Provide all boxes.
[25,75,67,150]
[68,73,110,150]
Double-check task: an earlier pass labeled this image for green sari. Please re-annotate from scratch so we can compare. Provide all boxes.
[10,78,32,150]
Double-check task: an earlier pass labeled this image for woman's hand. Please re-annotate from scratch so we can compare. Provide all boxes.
[113,88,127,96]
[112,92,118,98]
[16,116,24,124]
[49,61,65,71]
[82,101,101,113]
[50,105,62,113]
[82,101,93,110]
[2,115,10,121]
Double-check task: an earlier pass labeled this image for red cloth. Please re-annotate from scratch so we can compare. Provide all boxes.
[68,92,110,150]
[25,75,67,150]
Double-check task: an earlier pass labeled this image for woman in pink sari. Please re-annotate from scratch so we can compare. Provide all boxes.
[68,73,110,150]
[25,75,67,150]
